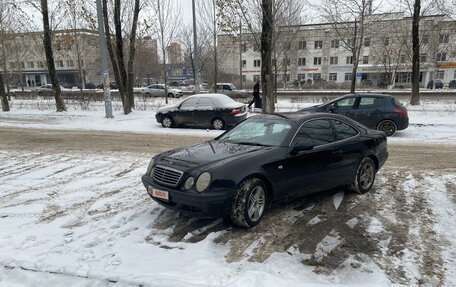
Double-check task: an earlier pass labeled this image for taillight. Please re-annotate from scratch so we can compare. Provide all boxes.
[231,109,240,115]
[393,107,407,117]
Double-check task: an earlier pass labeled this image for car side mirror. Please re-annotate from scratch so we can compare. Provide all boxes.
[326,105,335,113]
[290,142,314,155]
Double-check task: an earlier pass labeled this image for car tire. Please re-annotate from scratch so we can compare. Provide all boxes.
[168,93,174,98]
[212,118,225,130]
[161,116,174,128]
[145,92,151,97]
[377,120,397,137]
[230,178,267,228]
[349,157,376,194]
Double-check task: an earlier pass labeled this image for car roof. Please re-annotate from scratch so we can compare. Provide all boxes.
[250,112,354,123]
[342,93,393,98]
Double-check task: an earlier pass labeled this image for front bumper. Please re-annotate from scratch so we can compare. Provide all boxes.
[141,174,233,218]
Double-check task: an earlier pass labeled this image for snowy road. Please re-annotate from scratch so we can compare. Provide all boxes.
[0,129,455,286]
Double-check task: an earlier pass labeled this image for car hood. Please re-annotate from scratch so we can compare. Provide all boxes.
[157,104,179,113]
[298,104,325,112]
[157,140,267,170]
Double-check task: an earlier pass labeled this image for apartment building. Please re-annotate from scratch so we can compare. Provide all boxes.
[218,13,456,88]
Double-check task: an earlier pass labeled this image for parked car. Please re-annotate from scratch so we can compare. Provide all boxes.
[142,84,183,98]
[35,84,53,95]
[215,83,246,98]
[449,80,456,89]
[142,113,388,227]
[156,93,247,130]
[77,82,96,89]
[97,82,117,90]
[427,80,443,89]
[298,94,408,137]
[61,82,74,89]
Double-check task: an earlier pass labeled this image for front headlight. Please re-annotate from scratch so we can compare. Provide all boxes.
[196,172,211,192]
[146,158,155,175]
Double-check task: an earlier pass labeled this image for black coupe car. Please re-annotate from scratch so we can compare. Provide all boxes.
[142,113,388,228]
[299,94,409,136]
[156,93,247,130]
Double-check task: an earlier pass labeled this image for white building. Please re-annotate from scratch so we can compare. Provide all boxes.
[218,13,456,88]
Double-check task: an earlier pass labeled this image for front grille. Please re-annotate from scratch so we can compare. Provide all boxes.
[152,165,183,187]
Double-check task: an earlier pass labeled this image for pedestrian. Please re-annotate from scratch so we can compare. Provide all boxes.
[248,81,260,110]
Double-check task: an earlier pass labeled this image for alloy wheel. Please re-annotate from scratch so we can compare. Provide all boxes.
[359,162,374,190]
[247,186,265,222]
[162,117,173,128]
[212,119,224,130]
[378,120,396,136]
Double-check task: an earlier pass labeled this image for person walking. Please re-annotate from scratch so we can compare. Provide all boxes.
[248,81,260,110]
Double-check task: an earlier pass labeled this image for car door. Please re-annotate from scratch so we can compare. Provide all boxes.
[148,85,159,96]
[194,97,214,127]
[286,119,343,196]
[351,97,384,129]
[174,97,199,126]
[156,85,166,97]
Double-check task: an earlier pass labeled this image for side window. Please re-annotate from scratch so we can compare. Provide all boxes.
[197,98,213,109]
[223,85,232,91]
[358,97,383,109]
[334,97,356,110]
[216,85,222,90]
[180,98,199,110]
[294,119,335,147]
[159,85,165,90]
[332,120,358,140]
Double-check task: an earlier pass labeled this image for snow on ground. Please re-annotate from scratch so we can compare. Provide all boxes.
[1,97,455,143]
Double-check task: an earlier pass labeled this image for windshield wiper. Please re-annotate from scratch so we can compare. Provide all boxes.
[235,141,270,146]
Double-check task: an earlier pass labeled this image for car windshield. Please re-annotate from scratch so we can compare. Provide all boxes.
[218,118,292,146]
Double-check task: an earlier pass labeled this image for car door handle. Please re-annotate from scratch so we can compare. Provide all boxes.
[332,149,343,155]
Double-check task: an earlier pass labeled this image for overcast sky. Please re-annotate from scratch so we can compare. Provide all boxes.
[177,0,195,25]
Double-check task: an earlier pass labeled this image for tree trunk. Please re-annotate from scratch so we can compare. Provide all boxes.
[127,0,140,110]
[113,0,129,110]
[261,0,274,114]
[213,1,218,91]
[102,0,130,114]
[0,72,10,112]
[410,0,421,105]
[41,0,66,112]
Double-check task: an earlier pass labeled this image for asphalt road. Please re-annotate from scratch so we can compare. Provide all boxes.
[1,127,455,170]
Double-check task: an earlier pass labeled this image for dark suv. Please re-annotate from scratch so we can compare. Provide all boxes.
[298,94,409,136]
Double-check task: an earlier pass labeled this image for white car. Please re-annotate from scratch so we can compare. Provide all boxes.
[141,84,183,98]
[215,83,247,98]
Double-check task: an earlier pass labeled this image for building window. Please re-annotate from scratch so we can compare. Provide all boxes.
[254,59,261,67]
[454,71,456,79]
[384,37,389,46]
[283,42,291,51]
[298,40,306,49]
[241,60,246,68]
[362,56,369,64]
[297,73,305,80]
[436,71,444,79]
[436,52,447,62]
[439,34,449,44]
[314,57,322,65]
[347,38,355,47]
[282,58,290,66]
[312,73,321,80]
[28,61,34,68]
[66,60,74,67]
[422,35,429,44]
[330,56,338,65]
[253,75,260,82]
[329,73,337,81]
[57,60,64,67]
[344,73,352,81]
[242,75,246,83]
[346,56,353,64]
[314,40,323,49]
[283,74,290,82]
[9,62,15,69]
[253,44,260,52]
[420,54,427,62]
[382,54,388,63]
[331,39,339,48]
[242,43,247,53]
[364,37,370,47]
[298,57,306,66]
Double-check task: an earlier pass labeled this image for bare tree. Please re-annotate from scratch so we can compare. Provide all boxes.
[151,0,181,104]
[41,0,66,112]
[0,68,8,112]
[261,0,274,113]
[102,0,143,114]
[410,0,421,105]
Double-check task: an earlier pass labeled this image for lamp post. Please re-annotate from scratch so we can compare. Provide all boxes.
[96,0,113,118]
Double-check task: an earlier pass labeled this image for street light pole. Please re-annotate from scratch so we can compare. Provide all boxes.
[96,0,113,118]
[192,0,200,93]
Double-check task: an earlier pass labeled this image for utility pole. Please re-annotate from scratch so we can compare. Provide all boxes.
[239,21,243,90]
[192,0,200,93]
[96,0,113,118]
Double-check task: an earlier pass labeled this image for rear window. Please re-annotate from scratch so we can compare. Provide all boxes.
[358,97,383,108]
[212,95,237,106]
